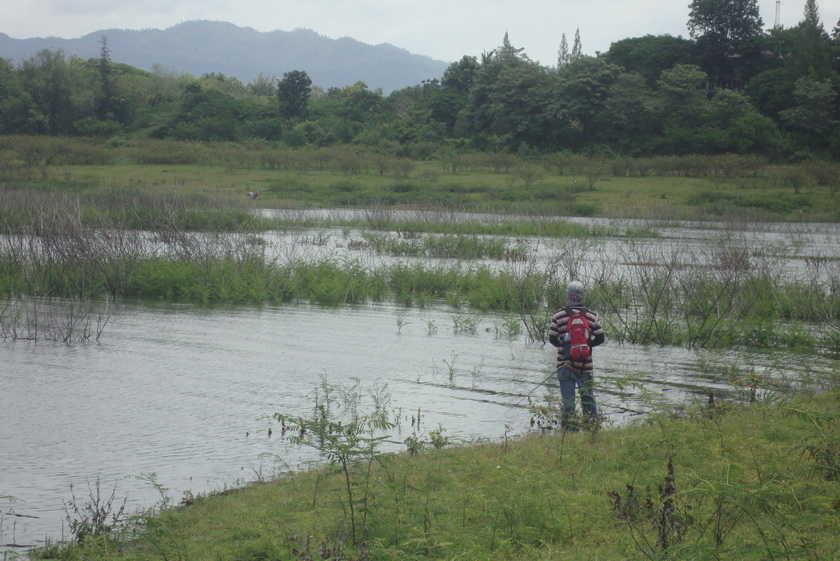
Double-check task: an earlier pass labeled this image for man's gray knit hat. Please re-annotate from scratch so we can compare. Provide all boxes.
[566,280,585,306]
[567,281,585,296]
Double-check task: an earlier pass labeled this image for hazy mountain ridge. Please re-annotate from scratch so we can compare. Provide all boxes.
[0,20,451,93]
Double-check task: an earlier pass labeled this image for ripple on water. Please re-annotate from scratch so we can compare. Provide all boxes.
[0,300,832,551]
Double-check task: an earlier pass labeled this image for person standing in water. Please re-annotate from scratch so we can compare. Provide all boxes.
[548,281,605,430]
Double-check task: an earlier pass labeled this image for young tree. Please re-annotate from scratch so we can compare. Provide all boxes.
[707,88,783,153]
[277,69,312,121]
[248,73,277,97]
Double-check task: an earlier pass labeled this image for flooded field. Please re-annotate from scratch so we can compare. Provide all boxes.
[1,214,838,552]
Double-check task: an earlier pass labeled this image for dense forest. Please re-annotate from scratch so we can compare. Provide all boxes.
[1,0,839,160]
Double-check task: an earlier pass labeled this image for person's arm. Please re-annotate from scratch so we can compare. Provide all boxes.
[588,311,605,348]
[548,310,562,347]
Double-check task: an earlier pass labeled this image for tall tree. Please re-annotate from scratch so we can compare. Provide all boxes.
[547,57,623,150]
[778,76,837,148]
[0,57,38,133]
[655,64,712,152]
[95,35,113,121]
[496,32,529,64]
[602,72,660,155]
[557,34,570,67]
[430,56,479,135]
[687,0,764,88]
[602,72,659,153]
[277,70,312,121]
[571,29,583,61]
[833,17,840,73]
[604,34,697,85]
[787,0,833,80]
[19,50,85,135]
[458,36,549,149]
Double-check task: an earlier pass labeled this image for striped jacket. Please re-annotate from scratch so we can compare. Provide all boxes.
[548,306,605,373]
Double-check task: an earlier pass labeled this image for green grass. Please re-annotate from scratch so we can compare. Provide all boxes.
[36,392,840,560]
[2,136,838,222]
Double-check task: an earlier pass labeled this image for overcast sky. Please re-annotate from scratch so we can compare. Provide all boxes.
[2,0,838,65]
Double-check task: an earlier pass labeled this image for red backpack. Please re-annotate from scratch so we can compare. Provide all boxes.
[564,308,591,361]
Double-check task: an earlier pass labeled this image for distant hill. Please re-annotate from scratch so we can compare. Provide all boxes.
[0,20,451,94]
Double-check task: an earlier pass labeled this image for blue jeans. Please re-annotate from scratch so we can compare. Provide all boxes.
[557,365,598,428]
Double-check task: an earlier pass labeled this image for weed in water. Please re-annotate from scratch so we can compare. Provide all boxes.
[63,476,129,545]
[452,314,478,334]
[395,311,411,334]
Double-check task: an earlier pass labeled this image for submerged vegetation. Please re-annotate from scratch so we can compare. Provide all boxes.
[1,163,839,354]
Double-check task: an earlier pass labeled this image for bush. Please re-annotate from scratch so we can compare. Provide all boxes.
[567,202,599,216]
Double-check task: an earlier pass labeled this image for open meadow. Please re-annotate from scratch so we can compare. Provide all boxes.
[1,136,839,222]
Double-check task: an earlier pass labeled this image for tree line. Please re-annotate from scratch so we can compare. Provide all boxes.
[1,0,838,160]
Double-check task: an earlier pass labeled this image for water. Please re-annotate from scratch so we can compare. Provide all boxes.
[256,211,840,284]
[1,299,827,552]
[2,214,839,552]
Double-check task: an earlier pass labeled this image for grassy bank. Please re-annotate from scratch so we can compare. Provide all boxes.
[2,136,839,222]
[35,392,840,561]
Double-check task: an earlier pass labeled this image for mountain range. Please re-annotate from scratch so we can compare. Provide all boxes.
[0,20,452,94]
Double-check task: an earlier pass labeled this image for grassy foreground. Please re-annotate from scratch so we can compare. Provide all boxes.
[37,392,840,561]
